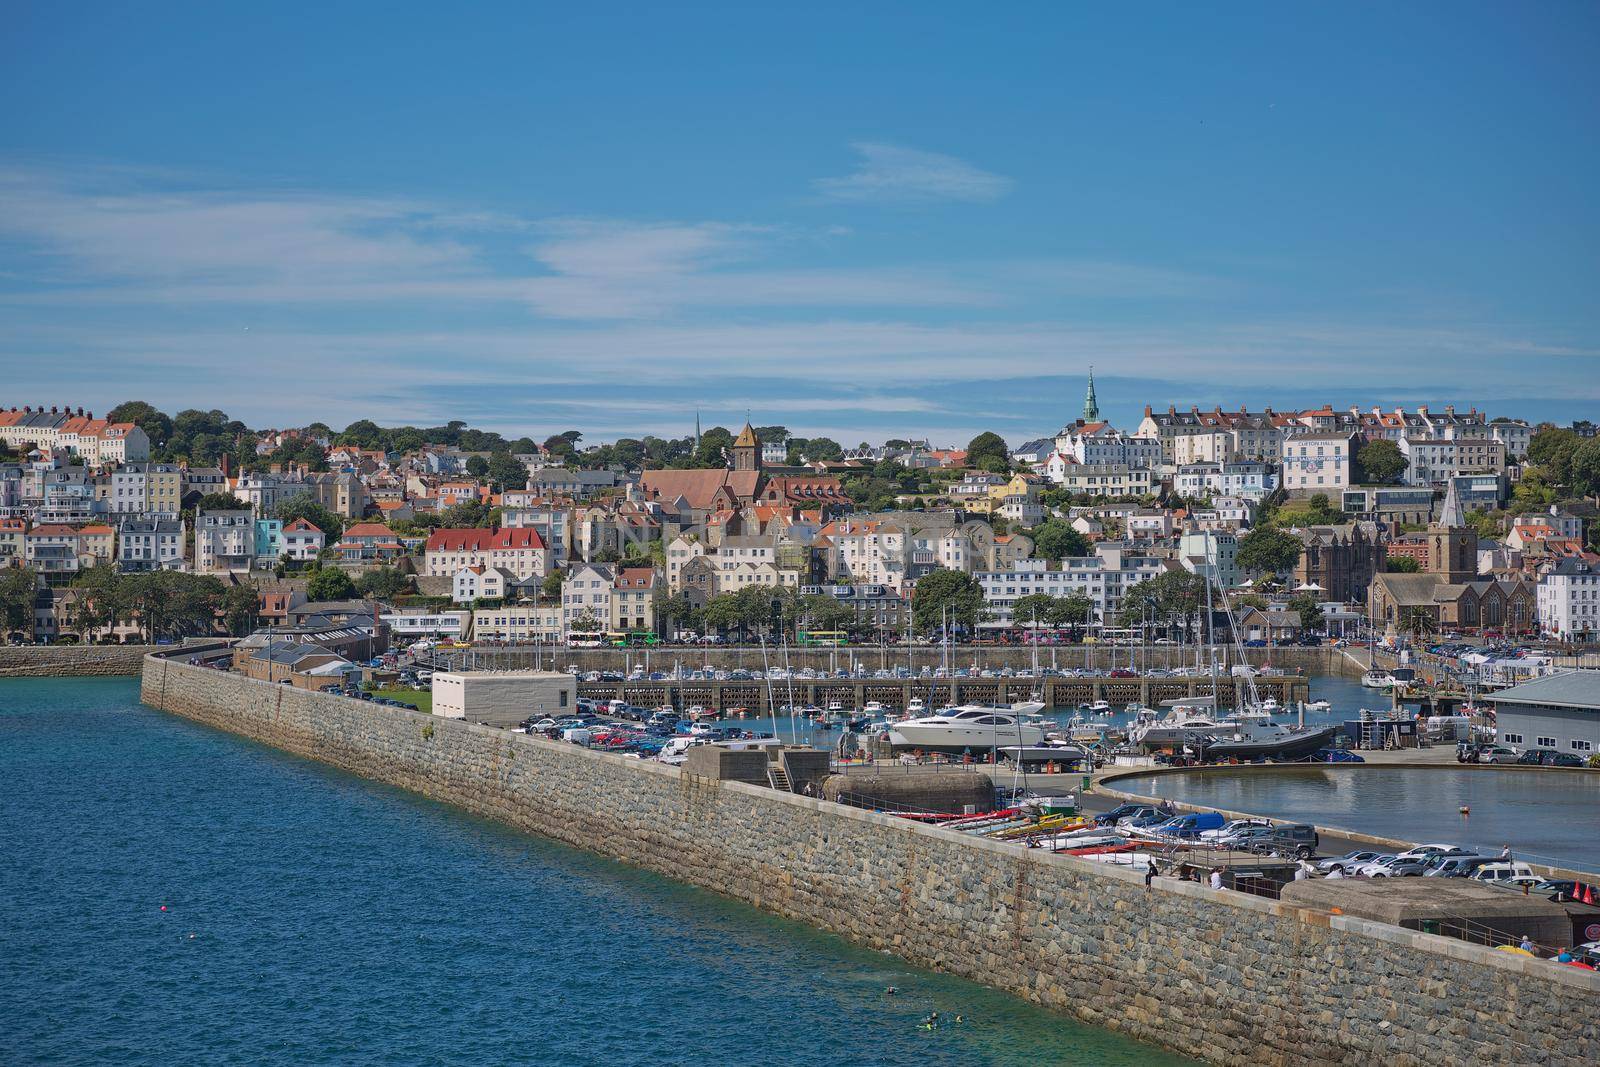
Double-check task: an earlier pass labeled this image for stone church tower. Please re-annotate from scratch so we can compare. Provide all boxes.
[1427,479,1476,584]
[731,422,761,472]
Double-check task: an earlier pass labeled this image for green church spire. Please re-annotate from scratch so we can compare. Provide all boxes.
[1082,367,1100,422]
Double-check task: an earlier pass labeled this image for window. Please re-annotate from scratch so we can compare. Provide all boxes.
[1536,736,1555,748]
[1501,733,1523,744]
[1573,739,1593,753]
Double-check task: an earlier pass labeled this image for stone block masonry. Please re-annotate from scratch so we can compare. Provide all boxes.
[141,655,1599,1066]
[0,645,161,678]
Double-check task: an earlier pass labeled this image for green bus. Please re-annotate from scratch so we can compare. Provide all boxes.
[797,630,848,648]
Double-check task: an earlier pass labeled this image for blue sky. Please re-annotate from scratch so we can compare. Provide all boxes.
[1,2,1596,445]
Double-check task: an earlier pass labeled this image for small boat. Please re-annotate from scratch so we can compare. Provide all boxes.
[863,700,889,715]
[905,697,927,715]
[1009,698,1047,716]
[1306,699,1331,712]
[1197,723,1340,762]
[1361,670,1395,689]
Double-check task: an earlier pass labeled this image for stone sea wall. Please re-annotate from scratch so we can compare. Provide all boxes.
[141,655,1598,1066]
[0,645,160,678]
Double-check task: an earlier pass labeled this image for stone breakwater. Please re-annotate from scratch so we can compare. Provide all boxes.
[141,655,1598,1066]
[0,645,160,678]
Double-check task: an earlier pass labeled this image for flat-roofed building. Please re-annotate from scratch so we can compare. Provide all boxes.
[430,670,575,728]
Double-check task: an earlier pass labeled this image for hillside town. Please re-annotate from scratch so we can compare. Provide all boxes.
[0,382,1597,659]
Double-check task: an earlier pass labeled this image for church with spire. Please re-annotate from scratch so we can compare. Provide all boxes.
[1368,478,1534,634]
[637,417,851,518]
[1081,366,1100,422]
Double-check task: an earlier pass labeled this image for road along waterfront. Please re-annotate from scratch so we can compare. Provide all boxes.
[0,676,1183,1067]
[134,652,1600,1065]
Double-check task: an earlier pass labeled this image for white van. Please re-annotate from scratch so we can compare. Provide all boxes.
[1470,862,1540,888]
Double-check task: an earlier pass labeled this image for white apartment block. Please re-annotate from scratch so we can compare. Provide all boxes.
[1281,432,1357,495]
[1400,437,1506,487]
[472,605,563,643]
[1538,558,1600,641]
[1047,463,1154,498]
[976,545,1167,630]
[561,563,614,631]
[116,518,184,572]
[195,510,255,573]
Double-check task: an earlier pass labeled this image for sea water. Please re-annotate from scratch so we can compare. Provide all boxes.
[0,677,1187,1066]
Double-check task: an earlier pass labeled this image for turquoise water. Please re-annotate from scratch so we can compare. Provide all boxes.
[1114,766,1600,874]
[0,677,1185,1066]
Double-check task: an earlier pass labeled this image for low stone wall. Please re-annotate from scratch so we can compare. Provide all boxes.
[0,644,161,678]
[141,655,1598,1066]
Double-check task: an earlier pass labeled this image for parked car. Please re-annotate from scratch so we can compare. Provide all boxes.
[1245,824,1320,859]
[1308,749,1365,764]
[1477,746,1520,765]
[1199,818,1273,843]
[1538,752,1587,768]
[1424,855,1496,878]
[1094,803,1166,828]
[1318,850,1383,874]
[1515,750,1548,765]
[1365,856,1434,878]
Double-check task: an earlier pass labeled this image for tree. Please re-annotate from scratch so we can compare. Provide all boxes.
[912,568,985,634]
[1031,520,1089,560]
[540,569,565,601]
[1009,593,1089,630]
[656,591,698,636]
[570,608,602,634]
[699,594,741,635]
[1355,439,1408,484]
[356,567,410,599]
[1527,427,1580,482]
[1572,439,1600,498]
[966,431,1010,473]
[106,400,173,448]
[196,492,249,512]
[1386,555,1420,573]
[487,451,529,491]
[1236,526,1303,576]
[274,497,344,542]
[1286,593,1323,633]
[1118,571,1209,629]
[0,567,38,637]
[465,455,489,478]
[306,567,358,602]
[69,566,123,637]
[221,583,259,636]
[693,427,734,468]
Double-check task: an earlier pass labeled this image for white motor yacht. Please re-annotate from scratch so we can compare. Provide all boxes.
[1361,670,1395,689]
[905,697,927,715]
[1009,698,1047,716]
[888,706,1046,752]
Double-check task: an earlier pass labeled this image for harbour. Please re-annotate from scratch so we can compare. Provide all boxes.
[0,676,1184,1067]
[127,651,1600,1064]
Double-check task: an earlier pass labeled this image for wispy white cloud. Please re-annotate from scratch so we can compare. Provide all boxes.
[813,142,1013,203]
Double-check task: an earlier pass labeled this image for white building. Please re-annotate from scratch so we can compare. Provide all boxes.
[1281,432,1357,495]
[282,517,326,561]
[472,605,563,643]
[561,562,614,632]
[115,517,185,572]
[195,509,255,573]
[1538,557,1600,642]
[453,565,514,604]
[431,671,575,728]
[1047,462,1155,498]
[1178,531,1241,590]
[976,545,1167,630]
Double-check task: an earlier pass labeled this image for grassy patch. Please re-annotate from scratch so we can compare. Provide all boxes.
[375,688,432,714]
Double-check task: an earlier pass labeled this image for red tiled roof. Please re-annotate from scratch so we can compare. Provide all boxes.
[342,522,399,539]
[424,527,546,552]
